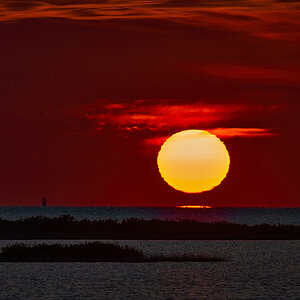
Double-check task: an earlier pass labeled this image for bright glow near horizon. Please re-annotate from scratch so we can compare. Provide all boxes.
[157,130,230,193]
[176,205,212,208]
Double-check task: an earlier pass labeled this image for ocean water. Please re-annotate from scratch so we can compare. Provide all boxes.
[0,207,299,299]
[0,206,299,225]
[0,240,299,299]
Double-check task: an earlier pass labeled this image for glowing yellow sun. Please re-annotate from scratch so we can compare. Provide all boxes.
[157,130,230,193]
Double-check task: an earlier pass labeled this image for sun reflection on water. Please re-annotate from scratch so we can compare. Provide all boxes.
[176,205,212,209]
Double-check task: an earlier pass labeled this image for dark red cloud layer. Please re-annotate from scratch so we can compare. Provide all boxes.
[0,0,299,206]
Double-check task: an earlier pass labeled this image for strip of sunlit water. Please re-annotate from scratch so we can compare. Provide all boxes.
[176,205,212,208]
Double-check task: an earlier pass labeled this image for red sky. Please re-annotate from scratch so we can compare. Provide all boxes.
[0,0,299,207]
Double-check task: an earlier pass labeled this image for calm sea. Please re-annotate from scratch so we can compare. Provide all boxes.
[0,206,299,225]
[0,240,299,299]
[0,208,299,299]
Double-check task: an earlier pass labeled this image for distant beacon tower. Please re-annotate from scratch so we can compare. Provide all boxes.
[42,197,47,207]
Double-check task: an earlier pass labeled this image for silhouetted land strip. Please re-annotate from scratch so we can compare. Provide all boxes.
[0,242,224,262]
[0,215,299,239]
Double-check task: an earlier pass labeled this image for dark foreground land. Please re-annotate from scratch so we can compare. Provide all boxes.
[0,216,299,239]
[0,242,224,262]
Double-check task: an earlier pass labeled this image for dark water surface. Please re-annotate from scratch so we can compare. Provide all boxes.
[0,207,299,299]
[0,206,299,225]
[0,240,299,299]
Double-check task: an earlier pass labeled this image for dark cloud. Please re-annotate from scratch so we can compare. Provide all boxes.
[151,0,247,8]
[4,0,40,10]
[274,0,300,2]
[43,0,112,5]
[0,0,297,22]
[67,8,106,18]
[200,10,260,21]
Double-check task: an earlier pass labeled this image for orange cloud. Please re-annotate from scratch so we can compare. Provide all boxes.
[208,127,276,138]
[84,101,236,131]
[144,127,275,147]
[83,100,279,137]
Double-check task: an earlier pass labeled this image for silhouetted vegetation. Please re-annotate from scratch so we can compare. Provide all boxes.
[0,215,299,240]
[0,242,224,262]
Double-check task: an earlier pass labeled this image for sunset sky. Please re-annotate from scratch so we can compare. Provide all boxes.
[1,0,299,207]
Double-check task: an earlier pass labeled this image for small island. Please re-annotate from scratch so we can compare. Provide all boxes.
[0,242,224,262]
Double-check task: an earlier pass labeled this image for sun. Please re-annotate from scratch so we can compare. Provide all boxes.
[157,130,230,193]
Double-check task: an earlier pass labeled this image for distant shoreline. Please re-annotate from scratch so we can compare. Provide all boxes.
[0,215,299,240]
